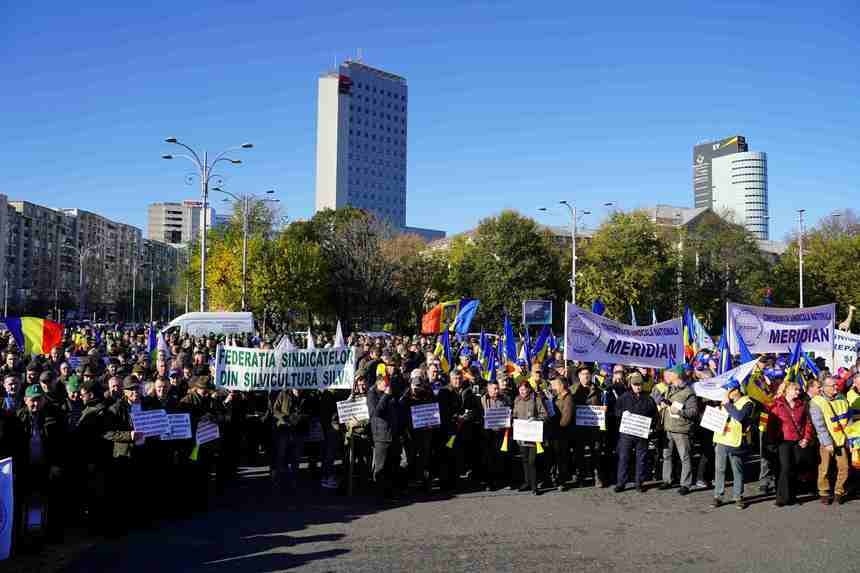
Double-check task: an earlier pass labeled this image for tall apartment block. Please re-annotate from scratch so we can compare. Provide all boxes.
[314,60,443,241]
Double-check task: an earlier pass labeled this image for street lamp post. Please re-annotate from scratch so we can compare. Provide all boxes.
[66,243,102,317]
[797,209,805,308]
[162,137,253,312]
[212,188,278,311]
[538,201,589,305]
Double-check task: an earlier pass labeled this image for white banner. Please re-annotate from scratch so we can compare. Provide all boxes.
[164,413,192,441]
[827,330,860,370]
[700,405,729,434]
[337,397,370,423]
[575,405,606,429]
[196,420,220,446]
[512,419,544,442]
[411,403,441,429]
[690,360,758,403]
[483,407,512,430]
[214,345,356,391]
[619,412,651,439]
[0,457,11,560]
[131,409,169,438]
[564,303,683,368]
[727,302,835,356]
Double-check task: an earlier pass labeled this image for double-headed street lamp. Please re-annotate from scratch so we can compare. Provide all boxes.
[162,137,253,311]
[212,187,279,311]
[66,242,103,316]
[538,201,591,305]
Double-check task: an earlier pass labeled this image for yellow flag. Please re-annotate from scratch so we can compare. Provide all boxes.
[535,441,544,455]
[445,435,456,449]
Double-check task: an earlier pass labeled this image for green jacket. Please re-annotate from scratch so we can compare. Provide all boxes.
[661,384,698,434]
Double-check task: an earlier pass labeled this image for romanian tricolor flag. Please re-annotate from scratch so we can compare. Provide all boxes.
[421,300,467,334]
[4,317,63,356]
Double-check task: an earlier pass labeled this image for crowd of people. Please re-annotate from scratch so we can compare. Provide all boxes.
[0,324,858,557]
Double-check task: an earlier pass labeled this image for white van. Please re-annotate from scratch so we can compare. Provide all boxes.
[162,312,254,337]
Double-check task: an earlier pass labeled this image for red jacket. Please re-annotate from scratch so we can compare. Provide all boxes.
[767,396,814,443]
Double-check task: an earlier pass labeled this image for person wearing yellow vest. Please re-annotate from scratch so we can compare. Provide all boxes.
[809,376,851,505]
[711,380,754,510]
[847,373,860,422]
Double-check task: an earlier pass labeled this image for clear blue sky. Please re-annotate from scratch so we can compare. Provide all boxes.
[3,2,858,241]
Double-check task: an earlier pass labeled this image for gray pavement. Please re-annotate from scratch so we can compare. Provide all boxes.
[62,467,858,573]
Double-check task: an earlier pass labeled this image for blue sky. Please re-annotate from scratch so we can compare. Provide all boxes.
[3,1,858,241]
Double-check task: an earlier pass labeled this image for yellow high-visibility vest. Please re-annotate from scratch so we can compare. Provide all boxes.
[811,395,850,447]
[713,397,752,448]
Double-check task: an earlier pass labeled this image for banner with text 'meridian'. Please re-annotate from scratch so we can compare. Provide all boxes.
[726,302,835,356]
[564,303,683,368]
[214,345,356,391]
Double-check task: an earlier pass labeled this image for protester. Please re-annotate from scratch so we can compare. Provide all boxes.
[710,381,754,509]
[658,365,699,495]
[614,372,656,493]
[512,380,547,495]
[767,381,814,507]
[809,376,851,505]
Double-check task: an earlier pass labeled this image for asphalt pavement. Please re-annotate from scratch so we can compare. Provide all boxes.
[60,466,858,573]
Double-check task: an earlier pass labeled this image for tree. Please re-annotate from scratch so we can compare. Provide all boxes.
[772,221,860,314]
[577,211,676,321]
[440,210,566,330]
[677,212,772,332]
[312,209,399,328]
[380,233,446,331]
[253,234,329,330]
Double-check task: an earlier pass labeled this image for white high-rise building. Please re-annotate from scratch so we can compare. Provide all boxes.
[711,151,769,240]
[147,200,215,244]
[315,60,408,228]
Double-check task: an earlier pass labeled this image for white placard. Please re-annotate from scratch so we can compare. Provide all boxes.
[619,411,651,439]
[564,303,683,368]
[196,420,220,446]
[700,405,729,434]
[727,301,835,356]
[827,330,860,370]
[337,397,370,423]
[131,409,169,438]
[164,413,192,440]
[575,405,606,429]
[483,407,511,430]
[512,419,544,442]
[411,403,441,429]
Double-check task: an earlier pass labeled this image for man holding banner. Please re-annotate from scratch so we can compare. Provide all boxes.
[571,365,608,488]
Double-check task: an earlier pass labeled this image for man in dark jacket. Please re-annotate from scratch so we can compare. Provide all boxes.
[367,366,403,499]
[103,375,144,532]
[437,367,478,491]
[18,384,68,541]
[271,388,313,491]
[614,372,657,493]
[571,365,608,487]
[550,371,575,490]
[74,378,110,532]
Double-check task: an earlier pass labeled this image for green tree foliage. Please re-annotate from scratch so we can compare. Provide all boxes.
[440,210,565,330]
[578,211,675,321]
[773,213,860,316]
[677,212,772,332]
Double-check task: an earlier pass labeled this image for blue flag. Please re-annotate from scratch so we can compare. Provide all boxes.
[0,456,12,560]
[716,327,731,375]
[451,299,480,334]
[503,315,517,365]
[592,299,606,316]
[734,326,755,364]
[147,323,157,354]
